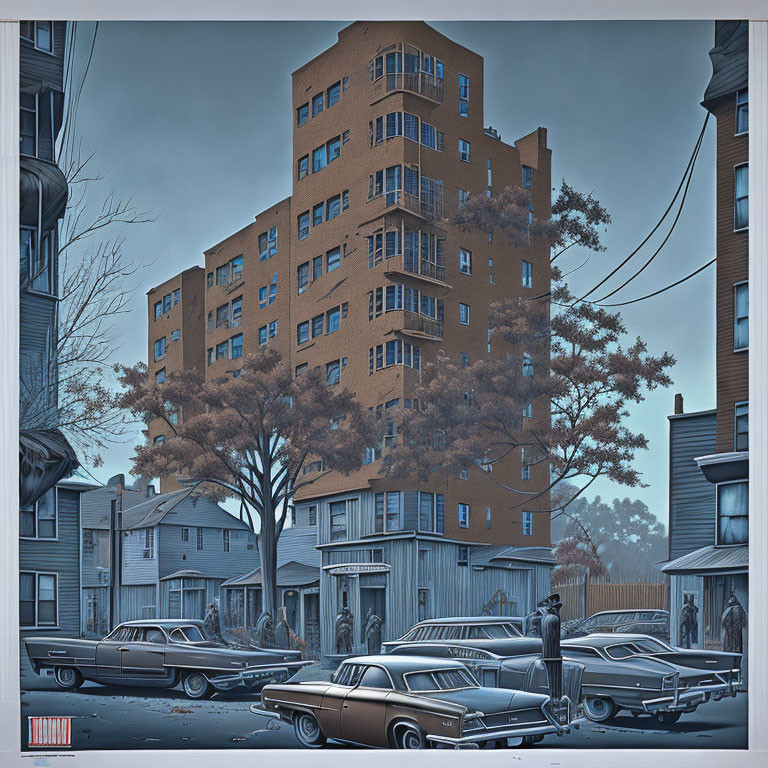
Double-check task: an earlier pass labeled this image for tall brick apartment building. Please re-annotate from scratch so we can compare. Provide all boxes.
[146,21,555,654]
[664,21,748,663]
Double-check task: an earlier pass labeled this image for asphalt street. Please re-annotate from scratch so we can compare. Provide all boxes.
[19,662,748,751]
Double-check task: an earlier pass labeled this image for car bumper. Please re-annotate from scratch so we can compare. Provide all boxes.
[209,661,312,691]
[641,676,741,714]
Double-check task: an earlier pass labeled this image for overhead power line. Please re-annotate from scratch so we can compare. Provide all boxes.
[572,112,710,306]
[597,257,716,307]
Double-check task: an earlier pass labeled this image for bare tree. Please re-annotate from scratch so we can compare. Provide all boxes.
[20,151,152,467]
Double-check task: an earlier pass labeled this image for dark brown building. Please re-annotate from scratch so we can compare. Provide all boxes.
[147,22,556,652]
[664,21,748,661]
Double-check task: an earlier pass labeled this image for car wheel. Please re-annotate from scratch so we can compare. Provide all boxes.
[293,712,326,748]
[395,722,426,749]
[53,667,84,691]
[182,671,213,699]
[654,711,682,726]
[583,696,617,723]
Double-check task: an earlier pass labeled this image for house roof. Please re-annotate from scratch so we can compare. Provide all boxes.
[702,20,748,110]
[159,569,208,581]
[662,544,748,575]
[81,484,146,529]
[470,545,557,568]
[221,561,319,588]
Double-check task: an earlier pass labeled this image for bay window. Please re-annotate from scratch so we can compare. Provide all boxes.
[716,481,748,545]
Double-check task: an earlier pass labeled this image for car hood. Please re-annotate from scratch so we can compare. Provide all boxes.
[419,687,547,714]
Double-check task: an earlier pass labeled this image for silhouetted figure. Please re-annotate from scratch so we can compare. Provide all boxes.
[538,593,564,701]
[679,594,699,649]
[204,602,226,646]
[335,606,354,655]
[721,593,747,653]
[364,607,384,654]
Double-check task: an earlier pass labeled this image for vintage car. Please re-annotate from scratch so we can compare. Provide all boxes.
[560,634,741,724]
[24,619,311,699]
[561,609,670,641]
[250,654,580,749]
[381,616,542,656]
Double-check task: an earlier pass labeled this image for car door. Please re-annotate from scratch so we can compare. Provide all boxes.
[316,663,364,737]
[119,627,167,678]
[95,626,130,677]
[340,665,390,747]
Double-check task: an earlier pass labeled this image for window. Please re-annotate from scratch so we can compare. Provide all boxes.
[458,503,470,528]
[144,528,155,559]
[489,258,495,285]
[312,202,324,227]
[20,572,57,627]
[375,492,402,532]
[459,303,470,325]
[459,74,469,116]
[311,255,323,281]
[31,21,53,52]
[521,447,530,480]
[459,249,472,275]
[522,260,533,288]
[458,188,469,207]
[735,88,748,135]
[171,328,181,341]
[522,165,533,188]
[342,190,349,210]
[735,402,748,451]
[297,321,309,344]
[486,507,492,530]
[327,81,341,107]
[327,195,341,220]
[298,155,309,179]
[297,103,309,126]
[223,530,230,552]
[717,481,748,545]
[342,129,350,144]
[155,368,166,384]
[196,528,204,550]
[523,353,533,377]
[734,282,748,350]
[153,434,165,445]
[231,333,244,359]
[231,297,243,327]
[459,139,470,162]
[326,306,340,334]
[295,363,307,377]
[207,272,213,288]
[326,360,341,386]
[328,136,341,162]
[298,211,310,240]
[20,487,56,539]
[231,256,243,281]
[459,469,468,480]
[207,348,213,366]
[523,402,532,418]
[312,314,324,337]
[734,164,748,230]
[386,111,403,138]
[326,246,341,272]
[216,340,228,358]
[154,301,162,320]
[312,92,324,116]
[181,528,189,542]
[153,337,166,361]
[20,93,36,156]
[268,320,277,338]
[215,265,229,286]
[313,146,326,173]
[460,352,469,368]
[523,511,534,536]
[330,501,347,541]
[216,303,229,328]
[458,546,469,566]
[297,262,309,295]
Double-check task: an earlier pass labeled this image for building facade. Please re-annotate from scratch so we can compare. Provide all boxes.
[145,22,555,654]
[663,21,748,664]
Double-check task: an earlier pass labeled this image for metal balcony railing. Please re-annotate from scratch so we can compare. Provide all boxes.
[385,72,444,103]
[401,310,443,339]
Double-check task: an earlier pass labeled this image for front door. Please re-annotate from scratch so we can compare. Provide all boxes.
[360,587,385,653]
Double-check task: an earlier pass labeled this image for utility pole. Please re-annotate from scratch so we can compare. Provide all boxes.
[108,481,123,629]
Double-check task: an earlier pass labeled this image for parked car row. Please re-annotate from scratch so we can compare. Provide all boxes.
[25,611,741,749]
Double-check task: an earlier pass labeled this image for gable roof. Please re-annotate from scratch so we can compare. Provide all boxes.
[81,484,147,529]
[470,545,556,568]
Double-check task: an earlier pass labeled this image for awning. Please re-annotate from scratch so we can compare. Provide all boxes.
[222,561,320,589]
[19,428,79,508]
[160,569,207,581]
[662,544,748,575]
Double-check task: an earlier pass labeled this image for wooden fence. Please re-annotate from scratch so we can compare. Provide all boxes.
[553,578,669,622]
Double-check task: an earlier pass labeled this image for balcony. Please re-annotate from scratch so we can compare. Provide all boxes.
[400,310,442,340]
[365,190,443,226]
[384,72,444,104]
[383,253,449,291]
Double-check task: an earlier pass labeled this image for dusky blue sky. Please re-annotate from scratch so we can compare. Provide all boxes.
[68,20,718,528]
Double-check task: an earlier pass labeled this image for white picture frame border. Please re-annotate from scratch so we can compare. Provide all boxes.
[1,2,766,766]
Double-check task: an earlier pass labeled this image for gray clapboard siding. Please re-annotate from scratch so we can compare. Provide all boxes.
[19,291,55,358]
[668,412,717,559]
[118,584,158,622]
[121,527,159,584]
[19,488,80,636]
[158,523,258,580]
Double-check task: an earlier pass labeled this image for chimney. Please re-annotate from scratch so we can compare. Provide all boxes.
[107,473,125,488]
[674,393,684,415]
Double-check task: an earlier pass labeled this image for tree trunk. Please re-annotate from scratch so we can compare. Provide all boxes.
[258,518,279,621]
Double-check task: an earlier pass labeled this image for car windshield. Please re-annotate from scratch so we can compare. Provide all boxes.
[405,668,478,692]
[605,638,671,659]
[169,625,208,643]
